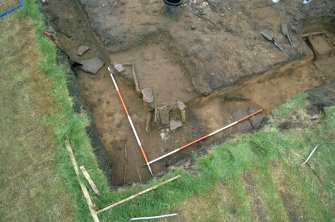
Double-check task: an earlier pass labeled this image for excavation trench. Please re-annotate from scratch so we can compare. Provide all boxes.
[42,1,335,186]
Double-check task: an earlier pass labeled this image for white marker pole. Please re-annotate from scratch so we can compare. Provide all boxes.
[108,67,153,176]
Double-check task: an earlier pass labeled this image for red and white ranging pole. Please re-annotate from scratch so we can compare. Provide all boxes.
[147,109,264,165]
[108,67,153,176]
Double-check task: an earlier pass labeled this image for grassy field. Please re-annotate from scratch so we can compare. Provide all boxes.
[0,6,74,221]
[1,1,334,222]
[175,100,335,221]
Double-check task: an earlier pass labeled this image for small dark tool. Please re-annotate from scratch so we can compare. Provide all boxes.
[281,23,292,46]
[261,30,283,51]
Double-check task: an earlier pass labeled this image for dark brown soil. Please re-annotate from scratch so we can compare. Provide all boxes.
[42,0,335,186]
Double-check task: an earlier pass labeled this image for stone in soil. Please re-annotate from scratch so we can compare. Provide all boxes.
[170,119,182,131]
[79,57,104,74]
[248,107,265,128]
[142,88,154,103]
[177,100,186,110]
[114,64,125,73]
[77,45,90,56]
[159,106,170,125]
[232,109,253,132]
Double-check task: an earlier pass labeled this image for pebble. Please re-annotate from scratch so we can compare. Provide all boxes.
[77,45,90,56]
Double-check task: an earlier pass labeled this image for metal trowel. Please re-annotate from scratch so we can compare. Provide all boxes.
[261,30,283,51]
[281,23,292,46]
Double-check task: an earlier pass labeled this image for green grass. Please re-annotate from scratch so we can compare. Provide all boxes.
[173,98,334,221]
[253,166,288,222]
[271,92,308,120]
[0,6,74,221]
[3,1,334,221]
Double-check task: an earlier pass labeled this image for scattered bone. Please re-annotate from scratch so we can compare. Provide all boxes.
[180,110,186,123]
[79,57,104,74]
[302,32,324,38]
[114,64,125,73]
[77,45,90,56]
[177,101,186,123]
[160,129,169,142]
[132,62,141,93]
[145,111,152,132]
[170,119,182,131]
[142,88,154,131]
[154,106,159,123]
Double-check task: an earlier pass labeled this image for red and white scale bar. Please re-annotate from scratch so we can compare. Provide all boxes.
[147,109,264,165]
[108,67,153,175]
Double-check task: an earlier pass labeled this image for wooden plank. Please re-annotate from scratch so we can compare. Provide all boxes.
[80,165,101,196]
[96,175,181,214]
[65,140,100,222]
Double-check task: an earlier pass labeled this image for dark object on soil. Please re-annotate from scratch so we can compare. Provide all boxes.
[248,107,265,128]
[307,81,335,116]
[79,57,104,74]
[261,30,283,51]
[163,0,182,16]
[232,110,253,133]
[281,23,292,46]
[77,45,90,56]
[278,120,305,131]
[224,93,249,102]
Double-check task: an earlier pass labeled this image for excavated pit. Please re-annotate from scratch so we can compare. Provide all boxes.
[42,0,335,186]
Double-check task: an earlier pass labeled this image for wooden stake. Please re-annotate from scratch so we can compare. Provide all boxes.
[80,166,101,196]
[65,140,100,222]
[96,175,181,214]
[137,168,142,182]
[123,166,128,184]
[124,144,128,160]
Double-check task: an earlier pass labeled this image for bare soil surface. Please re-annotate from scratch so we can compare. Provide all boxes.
[42,0,335,185]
